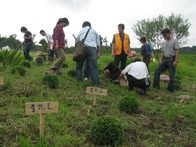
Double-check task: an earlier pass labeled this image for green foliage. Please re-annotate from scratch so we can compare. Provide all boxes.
[62,63,68,68]
[132,12,191,49]
[89,115,124,146]
[0,35,21,49]
[0,49,24,66]
[67,70,76,77]
[21,61,31,68]
[119,96,139,113]
[42,75,59,89]
[39,39,48,52]
[174,79,181,90]
[11,66,26,76]
[0,79,12,90]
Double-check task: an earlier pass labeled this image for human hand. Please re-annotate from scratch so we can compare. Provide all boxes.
[173,60,177,68]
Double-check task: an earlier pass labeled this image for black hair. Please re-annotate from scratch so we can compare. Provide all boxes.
[40,30,45,34]
[20,26,27,32]
[133,57,141,62]
[82,21,91,28]
[118,23,125,30]
[161,28,171,35]
[56,18,69,25]
[140,37,146,43]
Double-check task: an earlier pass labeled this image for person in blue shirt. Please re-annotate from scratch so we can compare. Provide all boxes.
[139,37,155,72]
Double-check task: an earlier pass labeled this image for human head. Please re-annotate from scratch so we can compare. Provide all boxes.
[20,26,27,33]
[82,21,91,28]
[40,30,46,36]
[57,17,69,27]
[118,23,125,34]
[161,28,171,40]
[140,37,146,44]
[133,57,141,62]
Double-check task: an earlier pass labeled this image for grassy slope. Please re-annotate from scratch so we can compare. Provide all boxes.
[0,53,195,147]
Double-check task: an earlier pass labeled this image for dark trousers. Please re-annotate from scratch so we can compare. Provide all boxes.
[114,52,128,70]
[153,58,175,91]
[126,74,150,92]
[143,55,151,72]
[23,42,33,61]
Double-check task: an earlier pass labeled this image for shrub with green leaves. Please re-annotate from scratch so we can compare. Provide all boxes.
[0,49,24,66]
[174,79,181,90]
[89,115,124,146]
[119,96,139,113]
[62,63,68,68]
[42,75,59,89]
[21,61,31,68]
[11,66,26,76]
[67,70,76,77]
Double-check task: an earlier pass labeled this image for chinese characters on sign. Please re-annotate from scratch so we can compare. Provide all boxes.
[43,71,55,75]
[25,102,58,115]
[86,87,107,96]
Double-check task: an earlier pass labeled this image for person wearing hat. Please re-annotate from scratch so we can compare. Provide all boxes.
[20,26,33,61]
[50,17,69,74]
[120,57,150,95]
[153,28,179,93]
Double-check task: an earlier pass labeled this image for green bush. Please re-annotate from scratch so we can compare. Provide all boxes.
[119,96,139,113]
[62,63,68,68]
[21,61,31,68]
[174,79,181,90]
[0,49,24,66]
[11,66,26,76]
[42,75,59,89]
[67,70,76,77]
[89,115,124,146]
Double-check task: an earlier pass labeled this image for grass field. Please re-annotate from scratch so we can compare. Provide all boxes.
[0,53,196,147]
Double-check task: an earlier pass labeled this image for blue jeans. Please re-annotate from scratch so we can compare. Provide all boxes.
[76,46,100,85]
[153,58,176,91]
[24,42,33,61]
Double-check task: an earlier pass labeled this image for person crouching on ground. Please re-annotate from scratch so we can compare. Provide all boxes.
[103,62,121,81]
[120,58,150,95]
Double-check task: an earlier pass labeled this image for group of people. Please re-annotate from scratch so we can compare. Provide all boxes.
[20,18,179,95]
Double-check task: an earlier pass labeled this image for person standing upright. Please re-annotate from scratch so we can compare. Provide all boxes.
[76,21,100,86]
[139,37,155,72]
[40,30,54,63]
[50,18,69,74]
[21,26,33,61]
[112,24,131,70]
[153,28,179,93]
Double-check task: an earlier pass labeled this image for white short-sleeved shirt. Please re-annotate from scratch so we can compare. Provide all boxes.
[122,62,149,80]
[45,33,53,49]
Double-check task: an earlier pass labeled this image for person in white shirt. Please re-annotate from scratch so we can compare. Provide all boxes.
[40,30,54,63]
[120,58,150,95]
[75,21,100,86]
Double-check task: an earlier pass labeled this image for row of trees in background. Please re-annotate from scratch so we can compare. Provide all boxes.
[0,13,193,54]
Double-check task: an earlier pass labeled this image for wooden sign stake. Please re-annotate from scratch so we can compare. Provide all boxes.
[39,114,45,137]
[93,94,96,106]
[25,102,58,138]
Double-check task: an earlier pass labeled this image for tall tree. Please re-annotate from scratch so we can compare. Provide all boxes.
[132,13,191,49]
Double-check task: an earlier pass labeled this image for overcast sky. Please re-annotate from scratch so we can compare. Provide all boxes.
[0,0,196,48]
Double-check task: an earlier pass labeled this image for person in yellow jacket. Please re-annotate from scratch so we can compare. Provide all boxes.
[112,24,131,70]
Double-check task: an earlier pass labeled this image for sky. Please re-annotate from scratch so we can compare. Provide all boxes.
[0,0,196,48]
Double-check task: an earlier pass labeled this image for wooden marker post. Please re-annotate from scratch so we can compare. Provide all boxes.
[86,87,107,106]
[0,77,4,85]
[68,66,76,70]
[0,62,3,67]
[25,102,59,137]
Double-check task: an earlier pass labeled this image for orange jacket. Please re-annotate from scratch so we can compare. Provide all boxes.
[113,33,130,55]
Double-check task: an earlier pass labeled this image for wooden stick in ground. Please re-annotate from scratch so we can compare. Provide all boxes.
[93,94,96,106]
[39,114,45,137]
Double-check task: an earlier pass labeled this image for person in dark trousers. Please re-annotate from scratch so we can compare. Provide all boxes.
[20,26,33,61]
[76,21,100,86]
[120,58,150,95]
[112,23,131,70]
[153,28,179,93]
[139,37,155,72]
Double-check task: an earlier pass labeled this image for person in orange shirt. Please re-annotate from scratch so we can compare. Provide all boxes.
[112,24,131,70]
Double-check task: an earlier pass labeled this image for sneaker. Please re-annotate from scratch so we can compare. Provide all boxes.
[84,77,88,81]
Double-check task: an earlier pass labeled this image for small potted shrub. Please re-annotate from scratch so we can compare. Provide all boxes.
[42,75,59,89]
[11,66,26,76]
[119,96,139,113]
[21,61,31,68]
[89,115,124,146]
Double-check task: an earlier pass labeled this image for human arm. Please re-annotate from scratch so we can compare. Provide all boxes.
[173,49,179,68]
